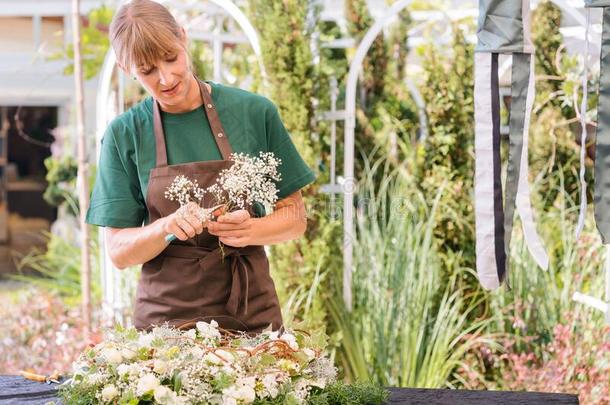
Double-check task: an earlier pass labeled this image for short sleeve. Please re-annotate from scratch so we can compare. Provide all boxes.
[85,126,146,228]
[265,105,317,200]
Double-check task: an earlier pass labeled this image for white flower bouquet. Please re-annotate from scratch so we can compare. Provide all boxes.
[165,151,282,222]
[57,321,388,404]
[163,152,282,243]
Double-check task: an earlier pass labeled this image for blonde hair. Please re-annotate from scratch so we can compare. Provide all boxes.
[109,0,189,72]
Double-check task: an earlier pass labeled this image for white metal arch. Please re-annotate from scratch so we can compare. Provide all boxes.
[341,0,590,311]
[95,0,267,324]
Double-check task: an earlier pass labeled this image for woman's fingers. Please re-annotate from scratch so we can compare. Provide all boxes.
[166,220,189,241]
[217,209,250,224]
[177,216,197,238]
[183,213,204,235]
[164,204,206,241]
[208,220,251,233]
[212,229,246,238]
[219,236,247,247]
[165,207,251,241]
[209,210,250,234]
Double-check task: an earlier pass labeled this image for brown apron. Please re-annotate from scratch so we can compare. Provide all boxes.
[132,78,283,333]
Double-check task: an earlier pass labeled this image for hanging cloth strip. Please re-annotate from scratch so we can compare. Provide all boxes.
[570,2,610,325]
[575,8,591,240]
[475,0,549,290]
[579,2,610,243]
[595,7,610,243]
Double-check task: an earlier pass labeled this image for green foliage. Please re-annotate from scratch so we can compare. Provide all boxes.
[346,0,388,104]
[43,155,79,215]
[345,2,416,180]
[247,0,335,334]
[47,5,113,80]
[306,381,389,405]
[328,156,497,387]
[248,0,318,164]
[10,231,101,307]
[250,381,388,405]
[532,2,573,116]
[415,26,476,286]
[57,381,100,405]
[529,1,595,207]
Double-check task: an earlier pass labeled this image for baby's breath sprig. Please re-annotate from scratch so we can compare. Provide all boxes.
[205,151,282,214]
[164,175,205,207]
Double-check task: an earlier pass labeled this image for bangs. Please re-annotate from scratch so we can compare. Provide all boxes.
[115,19,183,71]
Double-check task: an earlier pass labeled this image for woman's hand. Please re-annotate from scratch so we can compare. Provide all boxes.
[163,202,207,241]
[207,209,253,247]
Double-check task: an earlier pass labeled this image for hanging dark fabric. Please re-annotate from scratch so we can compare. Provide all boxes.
[474,0,548,290]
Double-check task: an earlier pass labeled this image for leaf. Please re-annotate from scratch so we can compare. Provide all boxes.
[172,371,183,392]
[258,353,277,367]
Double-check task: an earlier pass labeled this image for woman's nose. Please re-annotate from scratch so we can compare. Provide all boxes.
[158,64,172,86]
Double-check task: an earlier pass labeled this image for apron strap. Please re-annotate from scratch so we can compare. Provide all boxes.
[197,79,233,161]
[152,77,234,168]
[153,99,168,167]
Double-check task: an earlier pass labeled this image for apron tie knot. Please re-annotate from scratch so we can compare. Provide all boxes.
[224,248,253,316]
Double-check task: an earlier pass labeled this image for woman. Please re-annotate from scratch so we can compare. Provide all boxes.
[86,0,316,333]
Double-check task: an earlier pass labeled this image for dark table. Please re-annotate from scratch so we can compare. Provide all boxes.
[0,375,579,404]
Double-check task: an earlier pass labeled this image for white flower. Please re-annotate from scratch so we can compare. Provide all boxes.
[154,359,168,374]
[117,363,141,378]
[137,373,160,396]
[280,333,299,350]
[261,374,280,398]
[223,385,256,403]
[221,364,236,376]
[196,320,221,339]
[236,385,256,403]
[138,334,154,348]
[292,379,310,402]
[101,347,123,365]
[85,373,106,386]
[222,397,237,405]
[216,349,234,362]
[204,349,233,365]
[238,376,256,388]
[154,385,182,404]
[184,328,197,340]
[165,175,205,206]
[121,347,137,360]
[101,384,119,401]
[310,378,327,389]
[303,348,316,361]
[204,152,282,211]
[116,364,130,377]
[71,361,89,376]
[189,346,204,358]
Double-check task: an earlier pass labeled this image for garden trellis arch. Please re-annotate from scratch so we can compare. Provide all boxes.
[340,0,599,311]
[95,0,266,324]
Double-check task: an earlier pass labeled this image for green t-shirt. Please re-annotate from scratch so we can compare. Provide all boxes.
[85,81,316,228]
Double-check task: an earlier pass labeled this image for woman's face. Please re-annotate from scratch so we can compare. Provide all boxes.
[130,34,196,112]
